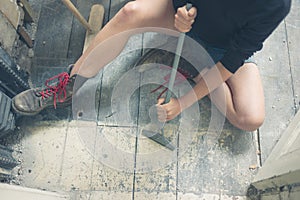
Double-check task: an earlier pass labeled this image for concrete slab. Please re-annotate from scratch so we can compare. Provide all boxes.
[285,0,300,111]
[90,126,135,191]
[30,66,70,87]
[177,101,257,196]
[178,192,246,200]
[133,50,178,196]
[19,121,68,191]
[255,21,295,163]
[178,193,219,200]
[134,150,177,194]
[70,191,132,200]
[290,186,300,200]
[220,194,247,200]
[133,168,177,197]
[260,194,280,200]
[134,125,178,195]
[33,0,73,65]
[59,121,97,191]
[97,34,143,126]
[96,2,161,128]
[134,192,176,200]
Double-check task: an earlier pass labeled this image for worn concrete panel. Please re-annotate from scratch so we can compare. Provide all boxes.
[135,192,176,200]
[97,34,142,126]
[70,191,132,200]
[178,192,246,200]
[33,0,73,66]
[97,0,138,126]
[217,126,257,195]
[134,42,178,196]
[89,191,132,200]
[134,159,177,195]
[72,72,102,122]
[59,121,97,191]
[177,99,257,196]
[97,1,140,126]
[90,126,135,191]
[137,68,180,126]
[285,0,300,111]
[139,31,257,196]
[30,66,70,87]
[178,193,219,200]
[134,92,178,196]
[290,186,300,200]
[134,124,177,196]
[255,22,295,163]
[260,194,280,200]
[19,121,68,191]
[220,194,247,200]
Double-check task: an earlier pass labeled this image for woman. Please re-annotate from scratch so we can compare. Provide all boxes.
[13,0,291,131]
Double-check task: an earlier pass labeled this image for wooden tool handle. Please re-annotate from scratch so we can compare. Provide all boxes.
[61,0,93,32]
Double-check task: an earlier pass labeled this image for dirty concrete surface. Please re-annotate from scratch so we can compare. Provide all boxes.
[0,0,299,199]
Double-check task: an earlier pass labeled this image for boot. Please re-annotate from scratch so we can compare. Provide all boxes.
[12,67,80,116]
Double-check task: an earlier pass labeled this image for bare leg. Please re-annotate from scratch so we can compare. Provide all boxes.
[196,63,265,131]
[12,0,177,115]
[71,0,176,77]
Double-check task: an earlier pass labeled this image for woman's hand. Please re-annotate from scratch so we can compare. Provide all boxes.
[156,98,182,122]
[174,5,197,32]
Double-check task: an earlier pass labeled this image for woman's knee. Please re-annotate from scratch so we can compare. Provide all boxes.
[117,2,144,25]
[117,1,174,28]
[122,2,140,16]
[235,112,265,132]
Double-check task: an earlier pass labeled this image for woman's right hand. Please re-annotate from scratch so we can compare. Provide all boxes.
[174,5,197,33]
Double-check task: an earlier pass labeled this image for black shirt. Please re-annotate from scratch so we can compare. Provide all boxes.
[173,0,291,73]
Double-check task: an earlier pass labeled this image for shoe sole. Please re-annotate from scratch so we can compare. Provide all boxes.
[11,98,72,116]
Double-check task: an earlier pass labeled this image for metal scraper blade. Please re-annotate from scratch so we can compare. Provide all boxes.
[142,130,175,151]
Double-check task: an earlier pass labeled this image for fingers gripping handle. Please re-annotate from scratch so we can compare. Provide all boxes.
[186,3,193,11]
[164,3,193,104]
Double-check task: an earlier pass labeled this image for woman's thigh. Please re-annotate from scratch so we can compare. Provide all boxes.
[226,62,265,120]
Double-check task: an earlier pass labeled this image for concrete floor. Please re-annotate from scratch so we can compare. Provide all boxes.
[2,0,300,199]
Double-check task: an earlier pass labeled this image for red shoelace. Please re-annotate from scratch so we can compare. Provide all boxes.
[151,66,192,100]
[38,72,70,108]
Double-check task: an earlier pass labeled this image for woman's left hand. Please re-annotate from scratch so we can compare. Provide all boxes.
[156,98,182,122]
